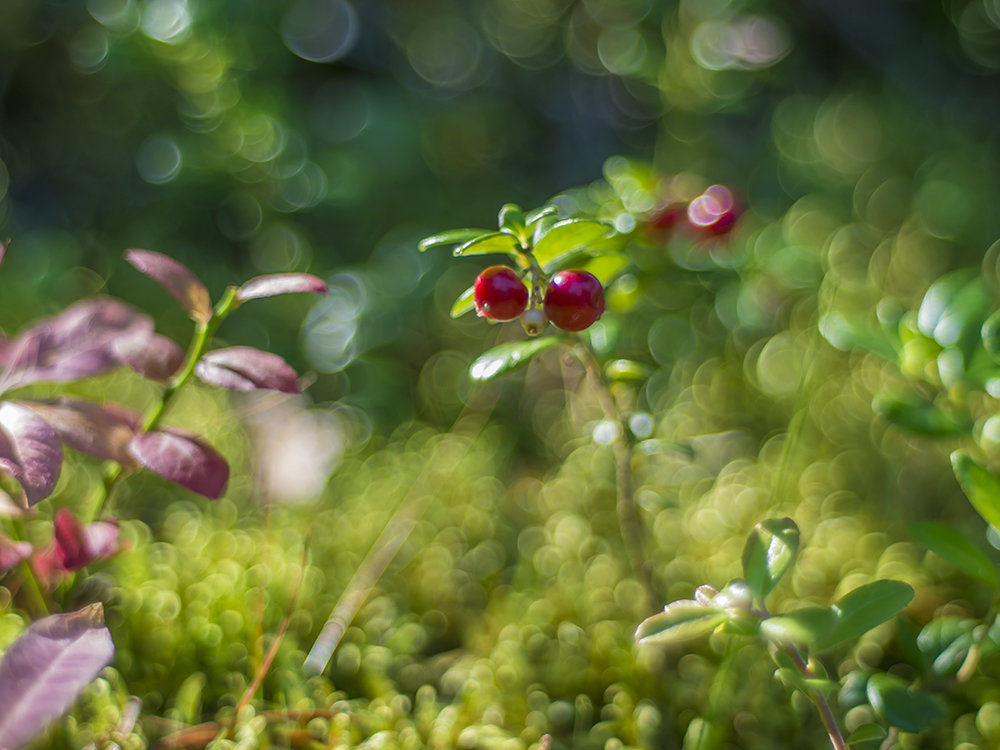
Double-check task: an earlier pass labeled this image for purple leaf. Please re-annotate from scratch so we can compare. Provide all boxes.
[195,346,301,394]
[0,534,31,573]
[0,238,9,269]
[0,298,154,391]
[111,332,185,381]
[24,399,140,466]
[52,508,120,570]
[125,249,213,323]
[0,403,62,507]
[236,273,329,302]
[0,604,114,750]
[128,428,229,499]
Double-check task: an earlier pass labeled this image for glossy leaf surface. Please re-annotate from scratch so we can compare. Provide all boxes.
[742,517,799,601]
[129,428,229,499]
[195,346,300,393]
[235,273,329,301]
[0,403,62,506]
[469,337,560,381]
[815,580,914,651]
[866,672,946,733]
[910,520,998,587]
[951,451,1000,530]
[126,249,213,322]
[635,601,729,646]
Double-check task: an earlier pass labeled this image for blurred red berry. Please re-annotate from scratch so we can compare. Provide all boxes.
[544,270,605,332]
[687,185,738,236]
[646,203,686,238]
[474,266,529,321]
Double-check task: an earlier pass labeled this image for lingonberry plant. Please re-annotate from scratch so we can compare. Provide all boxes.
[0,242,327,749]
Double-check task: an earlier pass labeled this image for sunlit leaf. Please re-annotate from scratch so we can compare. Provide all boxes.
[0,604,114,750]
[469,337,560,381]
[760,606,836,647]
[635,601,729,647]
[498,204,525,236]
[195,346,300,394]
[819,312,898,360]
[450,285,476,319]
[129,428,229,500]
[951,451,1000,531]
[525,206,557,226]
[866,672,946,733]
[418,229,493,252]
[873,393,969,436]
[815,580,914,651]
[454,232,520,257]
[126,249,213,323]
[25,398,140,466]
[742,517,799,601]
[605,359,651,381]
[0,403,62,506]
[579,252,629,285]
[533,219,612,269]
[910,521,999,588]
[235,273,329,301]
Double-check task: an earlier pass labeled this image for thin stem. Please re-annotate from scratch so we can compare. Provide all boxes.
[9,518,49,616]
[783,645,847,750]
[569,342,659,608]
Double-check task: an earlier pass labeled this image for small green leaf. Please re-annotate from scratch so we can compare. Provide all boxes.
[635,601,729,647]
[418,228,494,252]
[917,270,976,341]
[846,723,887,746]
[450,286,476,318]
[983,309,1000,361]
[815,580,914,652]
[605,359,651,381]
[469,337,560,381]
[580,252,629,286]
[761,607,837,647]
[533,219,612,269]
[866,673,947,733]
[742,517,800,602]
[873,393,970,436]
[916,616,976,676]
[454,232,520,257]
[819,312,898,361]
[498,204,525,236]
[910,521,999,588]
[951,451,1000,531]
[526,206,558,226]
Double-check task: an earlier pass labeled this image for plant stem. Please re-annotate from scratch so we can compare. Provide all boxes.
[569,342,659,608]
[9,518,49,616]
[784,645,847,750]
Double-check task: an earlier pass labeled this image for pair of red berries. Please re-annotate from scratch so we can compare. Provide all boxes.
[473,266,605,333]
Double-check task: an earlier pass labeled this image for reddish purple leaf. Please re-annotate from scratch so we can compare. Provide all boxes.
[111,332,185,381]
[0,238,9,269]
[25,399,140,466]
[0,298,154,391]
[0,403,62,507]
[125,249,213,322]
[52,508,120,571]
[128,428,229,499]
[0,533,31,573]
[236,273,329,302]
[0,604,114,750]
[195,346,301,394]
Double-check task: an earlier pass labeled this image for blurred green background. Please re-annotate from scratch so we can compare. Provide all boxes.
[6,0,1000,748]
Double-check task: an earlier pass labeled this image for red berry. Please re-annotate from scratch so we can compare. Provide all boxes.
[686,185,738,236]
[474,265,528,321]
[544,270,605,332]
[645,203,685,239]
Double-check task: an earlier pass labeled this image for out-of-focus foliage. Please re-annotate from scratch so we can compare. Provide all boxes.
[5,0,1000,748]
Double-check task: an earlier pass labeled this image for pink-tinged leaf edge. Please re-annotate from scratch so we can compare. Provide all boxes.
[0,403,63,507]
[24,399,141,466]
[195,346,301,394]
[125,249,213,322]
[236,273,329,302]
[128,428,229,499]
[0,604,114,750]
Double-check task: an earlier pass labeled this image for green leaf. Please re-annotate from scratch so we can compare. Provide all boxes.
[916,616,976,676]
[533,219,612,269]
[454,232,520,257]
[761,606,837,647]
[866,672,947,733]
[815,580,914,652]
[917,270,976,341]
[819,312,898,361]
[873,393,970,436]
[605,359,651,381]
[469,337,560,381]
[418,228,494,252]
[498,204,525,236]
[846,723,887,746]
[982,309,1000,361]
[910,521,999,588]
[951,451,1000,530]
[580,252,629,286]
[450,286,475,319]
[525,206,558,226]
[742,517,799,601]
[634,601,729,647]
